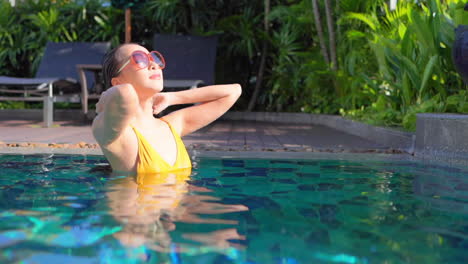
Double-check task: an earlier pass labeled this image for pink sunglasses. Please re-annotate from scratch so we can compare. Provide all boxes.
[117,50,166,73]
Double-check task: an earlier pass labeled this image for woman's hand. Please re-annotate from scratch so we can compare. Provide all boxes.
[152,92,172,115]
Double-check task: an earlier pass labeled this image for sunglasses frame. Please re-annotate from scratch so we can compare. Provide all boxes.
[117,50,165,74]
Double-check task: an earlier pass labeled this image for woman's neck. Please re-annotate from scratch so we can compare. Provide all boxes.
[134,94,155,121]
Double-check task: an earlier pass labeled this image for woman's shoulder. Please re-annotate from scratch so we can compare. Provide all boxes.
[158,115,184,136]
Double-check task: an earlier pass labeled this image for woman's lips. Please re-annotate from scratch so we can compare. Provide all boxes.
[150,74,161,80]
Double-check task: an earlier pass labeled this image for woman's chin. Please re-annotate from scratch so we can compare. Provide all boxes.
[145,84,163,93]
[151,81,164,92]
[154,86,164,92]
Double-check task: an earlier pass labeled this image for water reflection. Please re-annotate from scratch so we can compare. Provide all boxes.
[106,168,248,254]
[413,168,468,214]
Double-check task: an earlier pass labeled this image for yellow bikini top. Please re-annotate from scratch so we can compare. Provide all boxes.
[131,118,192,174]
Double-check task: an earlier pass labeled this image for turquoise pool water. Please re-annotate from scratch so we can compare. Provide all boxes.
[0,154,467,263]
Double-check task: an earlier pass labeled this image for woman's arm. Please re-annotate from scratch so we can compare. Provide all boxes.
[92,83,138,146]
[157,84,242,136]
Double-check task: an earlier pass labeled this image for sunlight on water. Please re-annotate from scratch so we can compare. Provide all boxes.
[0,154,467,263]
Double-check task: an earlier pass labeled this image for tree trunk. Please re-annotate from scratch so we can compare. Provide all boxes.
[324,0,337,70]
[311,0,330,65]
[125,8,131,43]
[247,0,270,111]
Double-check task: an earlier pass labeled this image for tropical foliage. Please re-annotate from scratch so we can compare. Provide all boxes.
[0,0,122,77]
[1,0,467,130]
[339,0,468,130]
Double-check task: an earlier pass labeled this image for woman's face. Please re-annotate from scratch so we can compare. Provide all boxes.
[112,44,164,95]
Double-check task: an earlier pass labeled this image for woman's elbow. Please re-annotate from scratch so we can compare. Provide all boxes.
[117,83,137,100]
[231,83,242,98]
[116,83,138,113]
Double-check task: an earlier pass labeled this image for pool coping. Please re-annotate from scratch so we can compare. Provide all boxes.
[6,146,467,170]
[221,112,415,153]
[3,139,468,169]
[0,109,414,152]
[0,145,406,158]
[0,145,420,164]
[2,110,468,168]
[0,146,103,155]
[221,112,468,167]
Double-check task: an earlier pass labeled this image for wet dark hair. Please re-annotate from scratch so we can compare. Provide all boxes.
[102,44,124,89]
[102,43,140,89]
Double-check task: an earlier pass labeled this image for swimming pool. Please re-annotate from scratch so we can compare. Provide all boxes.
[0,154,466,263]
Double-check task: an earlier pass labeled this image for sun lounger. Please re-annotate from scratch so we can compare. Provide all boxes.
[153,34,218,91]
[0,42,110,127]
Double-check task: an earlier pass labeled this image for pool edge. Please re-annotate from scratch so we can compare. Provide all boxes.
[3,146,468,169]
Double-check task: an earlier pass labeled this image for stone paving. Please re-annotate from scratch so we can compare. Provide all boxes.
[0,117,399,154]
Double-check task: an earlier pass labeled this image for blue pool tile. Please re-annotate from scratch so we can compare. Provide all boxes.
[299,208,319,218]
[268,168,296,173]
[317,183,343,191]
[270,178,297,184]
[297,161,320,166]
[222,159,245,168]
[222,172,246,178]
[296,172,320,178]
[297,184,316,191]
[270,160,296,164]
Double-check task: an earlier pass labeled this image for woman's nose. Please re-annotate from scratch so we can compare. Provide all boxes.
[149,61,160,70]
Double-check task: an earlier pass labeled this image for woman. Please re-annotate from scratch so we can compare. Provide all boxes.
[93,43,241,174]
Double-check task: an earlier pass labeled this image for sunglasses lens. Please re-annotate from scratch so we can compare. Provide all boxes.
[132,52,148,69]
[150,52,165,68]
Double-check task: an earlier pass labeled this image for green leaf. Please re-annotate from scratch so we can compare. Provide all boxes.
[401,73,411,109]
[94,15,105,27]
[418,55,438,102]
[345,29,366,40]
[344,12,379,30]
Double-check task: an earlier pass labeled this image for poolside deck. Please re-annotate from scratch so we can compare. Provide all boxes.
[0,116,395,154]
